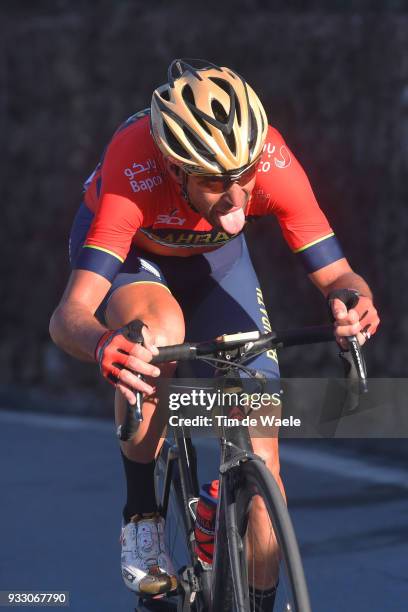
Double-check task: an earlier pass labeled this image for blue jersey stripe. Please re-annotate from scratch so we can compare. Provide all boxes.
[297,235,344,273]
[75,246,122,282]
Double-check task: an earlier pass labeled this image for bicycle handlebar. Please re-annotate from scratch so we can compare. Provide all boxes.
[117,323,368,442]
[150,325,336,364]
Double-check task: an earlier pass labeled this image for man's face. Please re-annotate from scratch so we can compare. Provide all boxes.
[165,160,258,235]
[186,174,256,235]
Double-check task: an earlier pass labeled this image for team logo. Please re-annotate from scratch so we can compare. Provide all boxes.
[274,145,291,169]
[154,209,186,226]
[124,158,158,178]
[124,159,163,193]
[140,228,236,248]
[258,143,292,172]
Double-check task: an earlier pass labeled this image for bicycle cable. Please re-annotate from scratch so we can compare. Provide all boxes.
[197,356,258,379]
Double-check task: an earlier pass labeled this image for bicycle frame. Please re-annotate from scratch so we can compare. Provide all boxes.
[156,372,267,612]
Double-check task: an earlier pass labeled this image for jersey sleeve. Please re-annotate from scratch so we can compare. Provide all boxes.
[257,127,344,273]
[75,133,144,282]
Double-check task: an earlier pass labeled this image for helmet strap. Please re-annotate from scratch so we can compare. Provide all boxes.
[181,173,199,213]
[165,159,199,214]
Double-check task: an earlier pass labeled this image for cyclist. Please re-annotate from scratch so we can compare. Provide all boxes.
[49,59,380,608]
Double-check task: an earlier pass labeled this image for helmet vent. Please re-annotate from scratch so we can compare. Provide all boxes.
[208,77,231,96]
[191,109,212,135]
[183,126,214,159]
[234,93,241,126]
[182,84,195,105]
[163,122,192,160]
[160,88,171,102]
[211,99,229,125]
[209,77,241,127]
[248,107,258,155]
[224,130,237,155]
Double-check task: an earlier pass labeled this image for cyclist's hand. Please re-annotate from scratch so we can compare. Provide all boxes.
[330,295,380,349]
[95,326,160,405]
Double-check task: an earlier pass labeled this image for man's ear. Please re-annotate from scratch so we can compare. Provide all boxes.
[165,160,183,184]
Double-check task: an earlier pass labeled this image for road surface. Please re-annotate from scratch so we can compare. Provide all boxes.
[1,410,407,611]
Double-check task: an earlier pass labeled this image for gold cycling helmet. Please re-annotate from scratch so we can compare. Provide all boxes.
[150,58,268,175]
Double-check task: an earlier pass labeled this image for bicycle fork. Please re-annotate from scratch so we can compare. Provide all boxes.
[210,424,264,612]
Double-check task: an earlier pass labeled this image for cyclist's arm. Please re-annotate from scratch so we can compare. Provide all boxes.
[49,269,111,361]
[50,190,143,362]
[49,189,156,395]
[49,269,159,402]
[255,127,379,342]
[49,189,157,399]
[308,257,372,299]
[308,258,380,345]
[256,127,345,274]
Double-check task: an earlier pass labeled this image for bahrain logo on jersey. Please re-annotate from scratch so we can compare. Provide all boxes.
[258,142,292,173]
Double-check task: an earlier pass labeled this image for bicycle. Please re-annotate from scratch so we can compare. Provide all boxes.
[118,290,368,612]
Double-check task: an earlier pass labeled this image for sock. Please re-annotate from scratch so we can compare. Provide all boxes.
[120,450,158,522]
[248,584,277,612]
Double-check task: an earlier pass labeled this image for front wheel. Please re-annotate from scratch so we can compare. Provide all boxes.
[213,459,312,612]
[154,438,211,612]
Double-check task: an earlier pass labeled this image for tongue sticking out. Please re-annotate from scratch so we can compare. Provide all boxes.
[216,207,246,235]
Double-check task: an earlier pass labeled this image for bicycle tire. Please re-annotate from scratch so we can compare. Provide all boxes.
[154,439,211,612]
[155,440,189,565]
[213,458,312,612]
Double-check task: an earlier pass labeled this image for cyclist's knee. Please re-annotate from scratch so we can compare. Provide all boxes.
[148,325,184,348]
[105,283,185,343]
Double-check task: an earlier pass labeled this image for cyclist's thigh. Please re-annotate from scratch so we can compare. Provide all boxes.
[184,235,279,382]
[103,256,185,345]
[104,253,185,449]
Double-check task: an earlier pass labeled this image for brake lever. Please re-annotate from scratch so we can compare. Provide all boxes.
[340,336,368,394]
[327,288,369,395]
[116,320,146,442]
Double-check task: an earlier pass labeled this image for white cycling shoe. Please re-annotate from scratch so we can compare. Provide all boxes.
[120,512,178,596]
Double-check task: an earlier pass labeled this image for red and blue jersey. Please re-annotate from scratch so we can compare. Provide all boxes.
[76,109,343,282]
